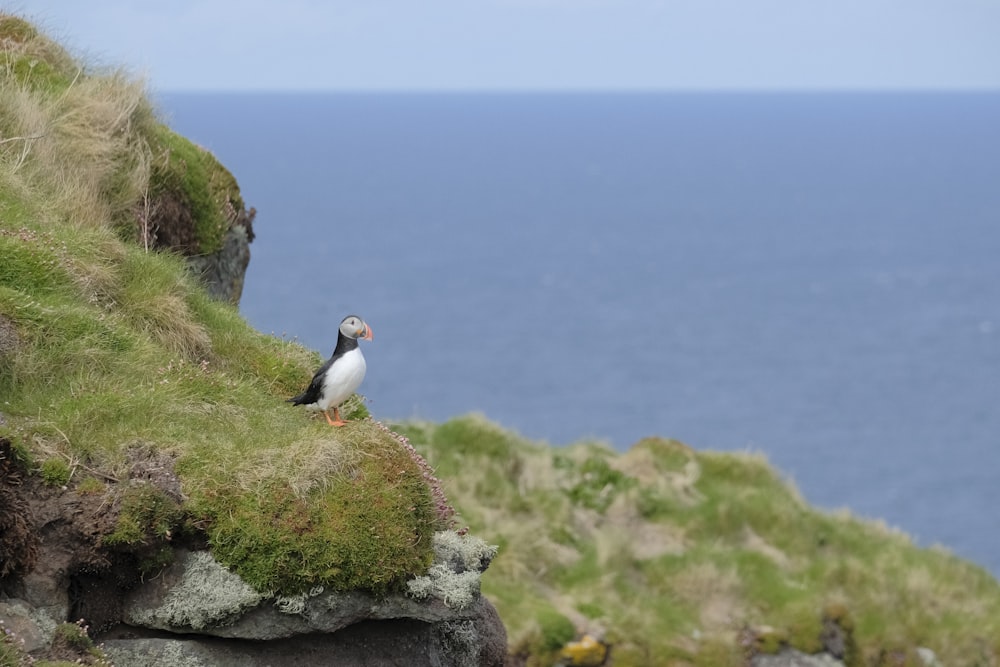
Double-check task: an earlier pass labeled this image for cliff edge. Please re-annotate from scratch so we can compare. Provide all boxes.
[0,13,504,666]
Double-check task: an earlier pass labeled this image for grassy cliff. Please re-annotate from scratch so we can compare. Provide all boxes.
[0,13,451,601]
[2,13,1000,667]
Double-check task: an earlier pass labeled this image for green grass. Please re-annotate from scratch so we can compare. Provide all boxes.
[145,123,244,255]
[0,234,446,591]
[396,415,1000,666]
[0,13,450,600]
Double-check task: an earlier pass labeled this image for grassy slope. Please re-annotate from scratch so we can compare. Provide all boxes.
[397,415,1000,666]
[0,14,448,599]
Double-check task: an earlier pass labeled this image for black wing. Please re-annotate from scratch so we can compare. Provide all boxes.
[287,356,335,405]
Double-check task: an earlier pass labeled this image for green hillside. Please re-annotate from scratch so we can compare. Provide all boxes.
[2,13,999,667]
[399,416,1000,665]
[0,13,451,599]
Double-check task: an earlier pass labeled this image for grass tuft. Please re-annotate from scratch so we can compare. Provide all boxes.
[103,483,182,547]
[38,457,70,486]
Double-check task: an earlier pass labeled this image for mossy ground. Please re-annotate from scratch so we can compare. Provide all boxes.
[396,415,1000,666]
[0,13,447,599]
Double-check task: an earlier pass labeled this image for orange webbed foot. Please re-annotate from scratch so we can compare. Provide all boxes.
[325,408,348,427]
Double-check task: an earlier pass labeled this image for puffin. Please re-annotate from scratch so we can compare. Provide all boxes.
[288,315,374,426]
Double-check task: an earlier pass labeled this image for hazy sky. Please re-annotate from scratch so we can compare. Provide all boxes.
[11,0,1000,92]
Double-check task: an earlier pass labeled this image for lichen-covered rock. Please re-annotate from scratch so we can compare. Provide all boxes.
[106,532,506,666]
[407,531,498,609]
[751,649,844,667]
[103,611,505,667]
[0,598,56,653]
[124,550,263,632]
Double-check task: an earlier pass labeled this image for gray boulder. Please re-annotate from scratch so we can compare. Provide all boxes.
[102,531,506,667]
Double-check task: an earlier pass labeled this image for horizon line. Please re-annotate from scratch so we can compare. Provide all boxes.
[152,86,1000,95]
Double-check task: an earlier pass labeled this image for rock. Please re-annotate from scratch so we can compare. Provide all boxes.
[186,223,251,305]
[0,598,56,653]
[123,550,263,633]
[104,532,506,666]
[103,611,503,667]
[1,435,507,665]
[104,595,505,667]
[751,648,844,667]
[917,646,943,667]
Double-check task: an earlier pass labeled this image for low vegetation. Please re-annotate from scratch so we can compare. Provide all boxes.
[0,12,449,603]
[397,415,1000,666]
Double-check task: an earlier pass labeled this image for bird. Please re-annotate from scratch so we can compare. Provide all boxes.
[288,315,374,426]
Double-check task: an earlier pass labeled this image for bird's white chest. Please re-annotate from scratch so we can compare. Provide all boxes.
[319,348,367,409]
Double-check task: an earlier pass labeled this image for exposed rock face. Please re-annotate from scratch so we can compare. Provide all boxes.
[185,221,253,305]
[101,538,505,667]
[0,446,506,667]
[102,613,505,667]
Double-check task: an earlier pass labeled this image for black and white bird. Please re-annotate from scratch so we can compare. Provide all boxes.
[288,315,374,426]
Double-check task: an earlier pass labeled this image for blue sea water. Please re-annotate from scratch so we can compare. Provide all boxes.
[158,92,1000,577]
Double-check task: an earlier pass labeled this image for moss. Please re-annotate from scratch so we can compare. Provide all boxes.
[137,545,176,577]
[75,476,105,494]
[753,627,789,654]
[536,607,575,651]
[146,124,244,255]
[201,423,440,595]
[104,483,182,547]
[39,457,70,486]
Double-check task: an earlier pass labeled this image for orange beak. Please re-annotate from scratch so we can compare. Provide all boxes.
[363,324,374,341]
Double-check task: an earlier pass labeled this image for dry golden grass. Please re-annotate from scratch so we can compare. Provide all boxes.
[0,14,156,234]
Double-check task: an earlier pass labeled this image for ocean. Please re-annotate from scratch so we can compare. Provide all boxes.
[157,92,1000,577]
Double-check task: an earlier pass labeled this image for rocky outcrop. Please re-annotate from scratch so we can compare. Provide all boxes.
[1,507,506,667]
[100,534,505,666]
[184,212,254,306]
[101,612,506,667]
